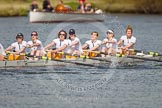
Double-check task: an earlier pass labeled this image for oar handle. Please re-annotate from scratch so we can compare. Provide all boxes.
[82,50,107,55]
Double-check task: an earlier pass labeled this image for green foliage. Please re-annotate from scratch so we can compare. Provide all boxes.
[65,2,96,11]
[64,2,78,11]
[135,0,162,14]
[103,0,162,14]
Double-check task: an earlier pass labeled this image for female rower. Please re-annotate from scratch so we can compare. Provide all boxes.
[5,33,27,54]
[118,25,136,55]
[0,43,6,61]
[101,30,118,57]
[82,31,101,56]
[27,31,43,60]
[43,30,68,59]
[67,29,83,55]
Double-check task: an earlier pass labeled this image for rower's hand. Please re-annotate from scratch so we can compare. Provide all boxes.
[71,45,75,48]
[27,44,34,48]
[15,52,20,55]
[121,46,128,50]
[51,50,57,53]
[86,51,90,56]
[107,40,113,43]
[106,40,110,43]
[102,40,107,44]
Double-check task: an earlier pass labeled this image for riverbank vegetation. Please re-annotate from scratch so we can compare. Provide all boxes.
[0,0,162,16]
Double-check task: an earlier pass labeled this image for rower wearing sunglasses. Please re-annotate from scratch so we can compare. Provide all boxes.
[43,30,68,59]
[27,31,43,60]
[0,43,6,61]
[5,33,27,54]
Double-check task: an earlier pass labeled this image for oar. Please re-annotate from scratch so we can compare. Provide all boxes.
[127,49,162,56]
[53,58,103,67]
[126,55,162,62]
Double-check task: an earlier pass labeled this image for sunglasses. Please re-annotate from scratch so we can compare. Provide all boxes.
[31,34,37,36]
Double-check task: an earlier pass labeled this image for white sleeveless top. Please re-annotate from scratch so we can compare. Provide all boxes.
[120,35,136,46]
[85,40,101,49]
[53,39,69,48]
[53,38,69,52]
[11,41,27,52]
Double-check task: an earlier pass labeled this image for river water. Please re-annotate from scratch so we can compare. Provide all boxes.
[0,14,162,108]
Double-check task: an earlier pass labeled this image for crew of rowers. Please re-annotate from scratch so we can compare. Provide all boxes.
[0,25,136,61]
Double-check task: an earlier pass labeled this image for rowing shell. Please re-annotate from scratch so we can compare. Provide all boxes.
[0,56,146,68]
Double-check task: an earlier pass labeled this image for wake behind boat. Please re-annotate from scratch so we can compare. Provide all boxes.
[29,11,104,23]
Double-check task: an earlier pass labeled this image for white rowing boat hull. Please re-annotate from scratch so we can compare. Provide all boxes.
[0,57,144,68]
[29,11,104,23]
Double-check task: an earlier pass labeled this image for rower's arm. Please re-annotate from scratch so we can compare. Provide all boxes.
[44,41,55,50]
[70,41,79,46]
[15,46,26,54]
[55,45,67,52]
[117,39,123,47]
[82,43,88,49]
[101,40,107,45]
[5,46,13,52]
[33,43,40,47]
[108,40,116,44]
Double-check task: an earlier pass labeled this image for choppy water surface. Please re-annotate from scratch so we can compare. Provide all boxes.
[0,14,162,108]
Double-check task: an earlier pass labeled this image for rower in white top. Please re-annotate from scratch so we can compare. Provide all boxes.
[27,31,43,59]
[101,30,118,57]
[0,43,6,61]
[43,30,69,58]
[5,33,27,54]
[118,25,136,55]
[82,31,101,56]
[67,29,83,55]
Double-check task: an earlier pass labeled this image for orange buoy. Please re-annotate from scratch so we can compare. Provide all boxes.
[55,4,67,13]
